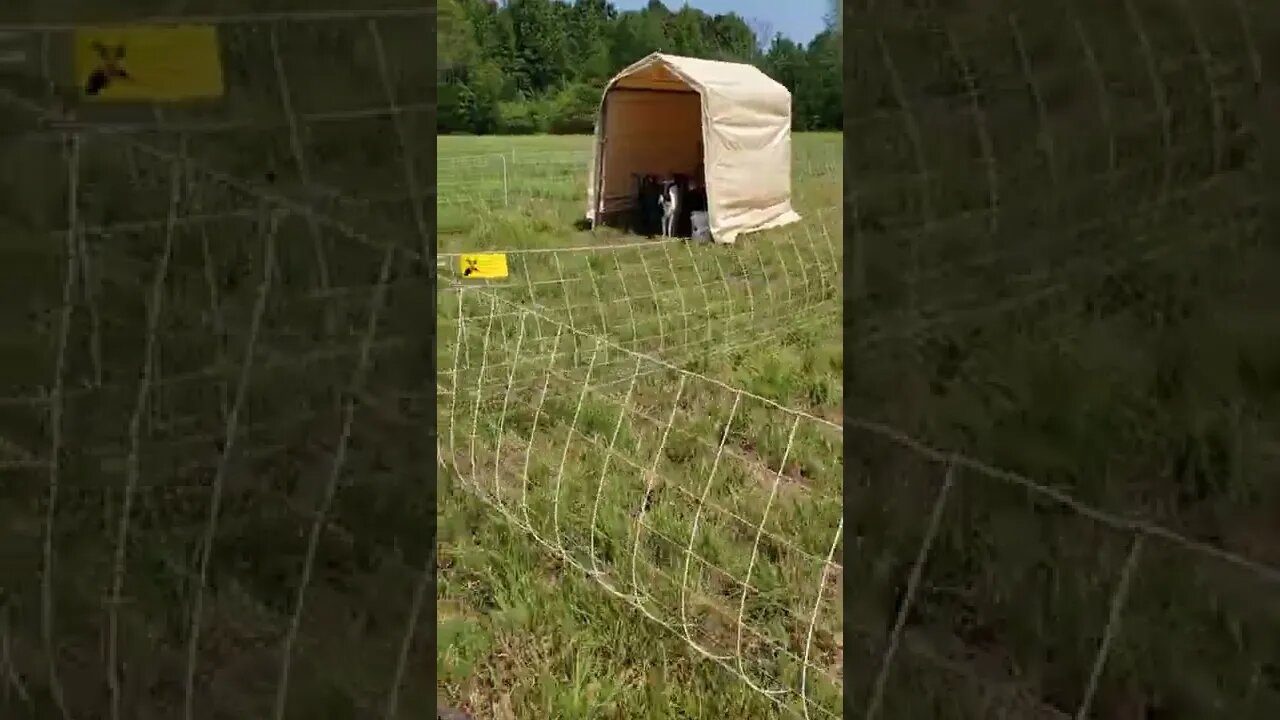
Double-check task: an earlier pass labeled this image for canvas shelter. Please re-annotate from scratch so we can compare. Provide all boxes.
[585,52,801,244]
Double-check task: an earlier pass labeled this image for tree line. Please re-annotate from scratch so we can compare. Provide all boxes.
[439,0,842,135]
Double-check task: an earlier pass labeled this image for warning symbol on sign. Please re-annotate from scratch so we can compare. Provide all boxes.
[73,25,225,102]
[459,253,509,280]
[83,41,129,96]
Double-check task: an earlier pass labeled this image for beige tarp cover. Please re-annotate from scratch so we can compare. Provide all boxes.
[585,52,801,244]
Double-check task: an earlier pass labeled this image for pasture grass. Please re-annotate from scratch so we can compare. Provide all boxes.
[435,132,844,718]
[1,9,442,719]
[440,2,1280,717]
[835,3,1278,718]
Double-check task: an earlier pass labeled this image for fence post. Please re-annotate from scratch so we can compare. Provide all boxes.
[500,154,509,207]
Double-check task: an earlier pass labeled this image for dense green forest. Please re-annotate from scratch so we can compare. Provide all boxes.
[438,0,842,134]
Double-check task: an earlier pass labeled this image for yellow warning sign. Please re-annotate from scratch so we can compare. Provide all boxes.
[73,25,224,102]
[459,253,509,280]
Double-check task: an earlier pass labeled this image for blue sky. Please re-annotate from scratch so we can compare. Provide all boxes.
[612,0,829,45]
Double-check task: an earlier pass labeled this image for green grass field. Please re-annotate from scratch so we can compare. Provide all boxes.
[443,2,1280,718]
[2,9,443,719]
[436,132,844,718]
[835,4,1278,719]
